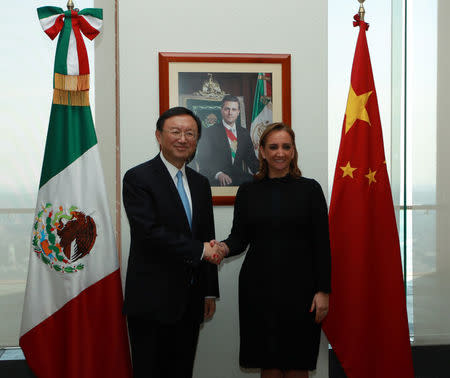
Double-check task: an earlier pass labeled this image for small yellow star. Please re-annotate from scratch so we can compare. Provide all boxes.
[365,168,377,185]
[340,161,357,178]
[345,85,373,134]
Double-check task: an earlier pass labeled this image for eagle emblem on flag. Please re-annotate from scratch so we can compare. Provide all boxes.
[32,204,97,273]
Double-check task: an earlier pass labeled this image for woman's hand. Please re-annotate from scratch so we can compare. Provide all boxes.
[310,292,329,323]
[209,239,230,256]
[204,298,216,320]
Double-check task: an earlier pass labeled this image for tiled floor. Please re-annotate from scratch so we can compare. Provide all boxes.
[0,348,25,361]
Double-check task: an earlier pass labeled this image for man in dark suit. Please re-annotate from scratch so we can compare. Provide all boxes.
[197,95,259,186]
[122,107,224,378]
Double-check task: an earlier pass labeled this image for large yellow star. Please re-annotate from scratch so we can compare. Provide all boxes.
[365,168,377,185]
[340,161,357,178]
[345,85,373,134]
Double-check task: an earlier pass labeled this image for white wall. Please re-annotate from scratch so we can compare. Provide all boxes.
[115,0,329,376]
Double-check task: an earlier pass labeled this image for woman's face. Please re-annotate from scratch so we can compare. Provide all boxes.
[260,130,295,178]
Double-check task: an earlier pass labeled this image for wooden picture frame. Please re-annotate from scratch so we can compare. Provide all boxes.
[159,52,291,205]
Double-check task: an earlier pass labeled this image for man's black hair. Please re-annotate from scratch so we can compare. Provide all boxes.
[221,95,240,110]
[156,106,202,140]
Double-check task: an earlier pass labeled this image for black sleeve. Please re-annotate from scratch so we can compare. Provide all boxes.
[201,182,220,297]
[310,179,331,293]
[223,184,251,256]
[243,131,259,174]
[123,169,204,264]
[197,128,218,182]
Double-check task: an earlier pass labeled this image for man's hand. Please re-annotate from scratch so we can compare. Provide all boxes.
[203,242,226,264]
[204,298,216,320]
[217,172,233,186]
[310,292,329,323]
[209,239,230,257]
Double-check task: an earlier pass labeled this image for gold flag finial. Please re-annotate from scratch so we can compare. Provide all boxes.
[358,0,366,21]
[67,0,74,10]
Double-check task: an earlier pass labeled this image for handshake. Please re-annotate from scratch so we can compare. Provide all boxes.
[203,240,230,265]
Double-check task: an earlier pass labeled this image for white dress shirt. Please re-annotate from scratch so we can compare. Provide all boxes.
[160,152,192,211]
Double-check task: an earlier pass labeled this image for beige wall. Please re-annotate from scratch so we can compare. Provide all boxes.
[437,2,450,274]
[95,0,117,232]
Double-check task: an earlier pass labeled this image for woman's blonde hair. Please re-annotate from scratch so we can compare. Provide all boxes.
[254,122,302,180]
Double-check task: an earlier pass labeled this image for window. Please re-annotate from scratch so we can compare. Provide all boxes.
[329,0,449,345]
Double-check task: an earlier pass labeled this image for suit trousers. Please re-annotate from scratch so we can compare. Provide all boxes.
[127,290,201,378]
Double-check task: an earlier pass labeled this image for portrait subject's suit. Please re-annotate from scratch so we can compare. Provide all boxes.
[197,122,259,186]
[122,154,219,378]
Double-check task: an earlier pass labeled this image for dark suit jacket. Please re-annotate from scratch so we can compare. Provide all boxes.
[197,122,259,186]
[122,154,219,324]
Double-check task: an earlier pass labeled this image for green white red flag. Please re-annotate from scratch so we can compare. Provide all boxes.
[322,15,414,378]
[250,73,272,155]
[19,7,132,378]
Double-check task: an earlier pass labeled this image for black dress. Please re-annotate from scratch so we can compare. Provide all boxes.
[224,175,331,370]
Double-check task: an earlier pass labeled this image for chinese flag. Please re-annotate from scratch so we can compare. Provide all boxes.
[322,15,414,378]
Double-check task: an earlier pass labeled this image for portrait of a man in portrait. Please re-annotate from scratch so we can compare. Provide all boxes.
[179,72,273,188]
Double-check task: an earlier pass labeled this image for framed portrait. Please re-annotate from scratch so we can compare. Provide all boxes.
[159,52,291,205]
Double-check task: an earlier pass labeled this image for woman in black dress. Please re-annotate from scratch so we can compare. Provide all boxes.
[217,123,331,378]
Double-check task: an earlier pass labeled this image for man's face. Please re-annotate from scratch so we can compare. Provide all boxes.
[155,114,198,169]
[221,101,240,126]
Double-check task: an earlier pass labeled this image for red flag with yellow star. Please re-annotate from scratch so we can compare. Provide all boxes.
[322,15,414,378]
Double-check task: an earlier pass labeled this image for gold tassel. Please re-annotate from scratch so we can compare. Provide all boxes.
[69,90,90,106]
[54,73,90,91]
[53,89,90,106]
[77,75,90,91]
[53,89,69,105]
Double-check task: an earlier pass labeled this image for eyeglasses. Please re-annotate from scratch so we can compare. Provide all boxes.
[164,129,197,141]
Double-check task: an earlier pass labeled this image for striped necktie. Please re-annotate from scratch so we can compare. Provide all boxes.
[176,170,192,229]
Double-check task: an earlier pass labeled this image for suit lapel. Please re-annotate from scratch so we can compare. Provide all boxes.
[185,168,200,236]
[235,126,246,164]
[217,124,233,167]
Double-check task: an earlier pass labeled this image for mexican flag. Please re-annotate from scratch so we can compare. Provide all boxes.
[250,73,273,155]
[19,7,132,378]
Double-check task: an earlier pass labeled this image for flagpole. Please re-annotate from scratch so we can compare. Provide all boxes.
[358,0,366,21]
[67,0,74,10]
